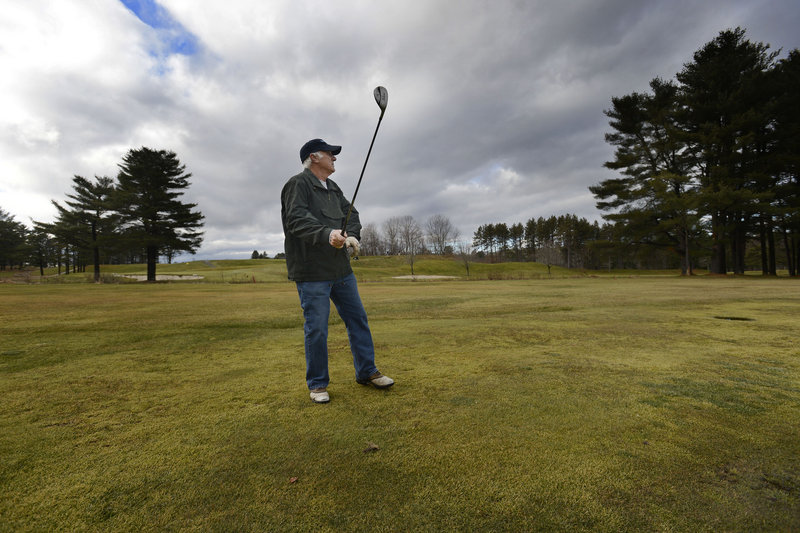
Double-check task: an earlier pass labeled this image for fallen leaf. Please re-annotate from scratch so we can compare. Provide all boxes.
[289,477,298,483]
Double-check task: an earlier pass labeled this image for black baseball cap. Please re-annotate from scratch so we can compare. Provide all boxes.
[300,138,342,162]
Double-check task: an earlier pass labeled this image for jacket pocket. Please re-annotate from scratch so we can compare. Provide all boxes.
[321,206,344,225]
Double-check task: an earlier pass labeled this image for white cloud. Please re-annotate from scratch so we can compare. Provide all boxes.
[12,117,61,149]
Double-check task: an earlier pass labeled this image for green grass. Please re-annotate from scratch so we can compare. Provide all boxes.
[1,273,799,531]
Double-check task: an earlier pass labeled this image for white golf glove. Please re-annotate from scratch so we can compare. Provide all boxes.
[345,236,360,257]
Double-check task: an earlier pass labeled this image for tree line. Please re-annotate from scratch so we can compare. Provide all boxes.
[320,212,657,274]
[472,216,609,271]
[591,28,799,276]
[1,147,204,282]
[357,214,459,275]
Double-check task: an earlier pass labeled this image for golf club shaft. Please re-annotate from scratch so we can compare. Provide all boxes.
[342,111,384,232]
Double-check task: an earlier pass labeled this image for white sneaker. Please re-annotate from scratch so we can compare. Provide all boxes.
[357,371,394,389]
[310,388,330,403]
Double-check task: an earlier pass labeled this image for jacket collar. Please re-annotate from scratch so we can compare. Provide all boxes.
[303,168,337,191]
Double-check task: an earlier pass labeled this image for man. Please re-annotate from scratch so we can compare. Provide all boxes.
[281,138,394,403]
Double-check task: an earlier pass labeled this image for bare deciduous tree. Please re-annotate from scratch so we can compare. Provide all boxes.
[360,222,384,256]
[426,214,459,255]
[383,217,403,255]
[456,240,474,277]
[397,215,424,275]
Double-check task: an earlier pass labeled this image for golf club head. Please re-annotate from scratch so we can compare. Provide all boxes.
[374,86,388,113]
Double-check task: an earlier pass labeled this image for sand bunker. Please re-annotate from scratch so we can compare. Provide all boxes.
[391,275,458,280]
[114,274,204,281]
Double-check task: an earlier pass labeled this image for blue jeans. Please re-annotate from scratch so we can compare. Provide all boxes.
[296,273,378,390]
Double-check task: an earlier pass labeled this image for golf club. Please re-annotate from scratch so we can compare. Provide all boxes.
[342,86,388,232]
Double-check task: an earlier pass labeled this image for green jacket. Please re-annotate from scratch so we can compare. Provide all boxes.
[281,168,361,281]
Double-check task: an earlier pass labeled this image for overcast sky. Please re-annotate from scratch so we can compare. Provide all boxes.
[2,0,798,259]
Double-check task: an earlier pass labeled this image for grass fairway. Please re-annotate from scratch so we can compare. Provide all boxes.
[1,276,798,531]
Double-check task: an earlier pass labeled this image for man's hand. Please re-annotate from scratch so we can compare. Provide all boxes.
[345,236,360,257]
[329,229,346,248]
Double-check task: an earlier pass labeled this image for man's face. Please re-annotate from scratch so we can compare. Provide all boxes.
[314,151,336,174]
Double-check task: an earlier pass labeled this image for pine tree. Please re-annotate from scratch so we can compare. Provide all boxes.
[591,77,699,275]
[677,27,777,273]
[56,175,115,281]
[115,147,204,282]
[772,50,800,275]
[0,208,28,270]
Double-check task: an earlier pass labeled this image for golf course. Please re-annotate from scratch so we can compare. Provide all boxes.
[1,258,798,531]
